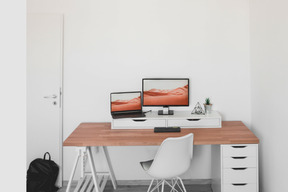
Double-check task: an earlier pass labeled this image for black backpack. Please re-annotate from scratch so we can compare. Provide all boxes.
[27,152,59,192]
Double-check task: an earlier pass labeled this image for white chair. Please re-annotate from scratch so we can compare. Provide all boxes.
[140,133,194,192]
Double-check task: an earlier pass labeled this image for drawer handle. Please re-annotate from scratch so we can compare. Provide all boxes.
[232,183,247,186]
[232,168,247,170]
[186,119,200,121]
[232,146,247,148]
[232,156,247,159]
[132,119,147,122]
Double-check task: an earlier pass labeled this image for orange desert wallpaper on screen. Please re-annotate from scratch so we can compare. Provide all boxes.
[111,96,141,112]
[143,84,188,106]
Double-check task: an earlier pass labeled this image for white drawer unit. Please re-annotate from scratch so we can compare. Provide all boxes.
[222,145,257,157]
[223,168,257,183]
[223,183,257,192]
[223,156,257,168]
[221,144,258,192]
[112,110,222,129]
[112,119,165,129]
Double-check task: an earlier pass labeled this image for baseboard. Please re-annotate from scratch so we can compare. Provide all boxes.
[62,179,211,187]
[115,179,211,186]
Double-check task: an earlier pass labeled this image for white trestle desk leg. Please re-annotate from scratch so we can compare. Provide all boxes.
[66,148,82,192]
[81,150,87,178]
[102,146,118,189]
[87,146,101,192]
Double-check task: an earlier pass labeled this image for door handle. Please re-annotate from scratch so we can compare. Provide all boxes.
[44,94,57,99]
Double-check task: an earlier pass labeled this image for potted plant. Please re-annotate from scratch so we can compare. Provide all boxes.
[204,98,212,114]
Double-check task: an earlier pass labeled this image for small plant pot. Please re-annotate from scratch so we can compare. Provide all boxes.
[204,104,212,114]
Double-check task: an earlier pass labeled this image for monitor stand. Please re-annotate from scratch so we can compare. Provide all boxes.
[158,106,174,115]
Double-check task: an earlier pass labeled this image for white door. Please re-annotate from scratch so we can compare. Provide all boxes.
[27,13,63,186]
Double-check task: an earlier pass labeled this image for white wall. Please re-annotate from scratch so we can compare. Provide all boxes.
[2,0,26,190]
[250,0,288,191]
[28,0,251,180]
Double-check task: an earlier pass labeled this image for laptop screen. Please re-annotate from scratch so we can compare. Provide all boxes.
[110,91,142,113]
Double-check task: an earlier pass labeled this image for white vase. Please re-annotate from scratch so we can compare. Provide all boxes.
[204,104,212,114]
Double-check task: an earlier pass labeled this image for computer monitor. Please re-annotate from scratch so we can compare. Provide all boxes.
[142,78,189,115]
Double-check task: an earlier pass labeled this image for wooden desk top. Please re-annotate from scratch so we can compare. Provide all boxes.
[63,121,259,147]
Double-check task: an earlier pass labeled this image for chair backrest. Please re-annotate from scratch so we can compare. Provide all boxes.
[147,133,194,179]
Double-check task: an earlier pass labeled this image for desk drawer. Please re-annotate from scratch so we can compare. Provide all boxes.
[112,119,165,129]
[222,145,257,157]
[223,168,257,183]
[167,118,221,128]
[223,156,257,168]
[223,183,257,192]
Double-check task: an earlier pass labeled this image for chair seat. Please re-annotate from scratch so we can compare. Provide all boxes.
[140,159,154,171]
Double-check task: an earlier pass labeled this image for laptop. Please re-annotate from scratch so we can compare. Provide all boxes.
[110,91,146,119]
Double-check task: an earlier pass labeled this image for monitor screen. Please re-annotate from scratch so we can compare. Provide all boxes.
[110,91,142,113]
[142,78,189,106]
